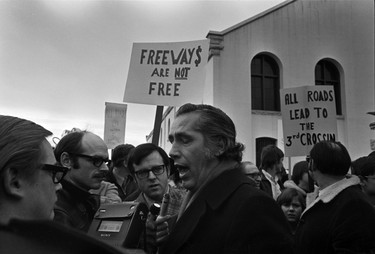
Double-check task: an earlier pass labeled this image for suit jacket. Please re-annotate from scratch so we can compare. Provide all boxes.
[159,169,294,254]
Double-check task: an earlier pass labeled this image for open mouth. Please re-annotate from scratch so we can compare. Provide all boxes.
[175,165,189,174]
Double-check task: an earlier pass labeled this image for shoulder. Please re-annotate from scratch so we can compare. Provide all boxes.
[1,220,127,254]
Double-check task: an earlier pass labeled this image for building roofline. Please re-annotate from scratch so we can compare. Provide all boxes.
[207,0,296,37]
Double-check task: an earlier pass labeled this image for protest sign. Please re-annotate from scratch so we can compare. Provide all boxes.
[104,102,127,149]
[280,85,337,157]
[123,39,209,106]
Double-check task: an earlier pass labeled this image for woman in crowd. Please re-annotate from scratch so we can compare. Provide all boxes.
[276,188,306,234]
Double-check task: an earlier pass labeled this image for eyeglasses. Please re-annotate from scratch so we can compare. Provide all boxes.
[306,155,311,164]
[41,164,70,184]
[135,165,166,179]
[70,153,110,167]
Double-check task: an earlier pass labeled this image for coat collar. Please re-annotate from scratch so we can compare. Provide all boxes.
[160,169,252,253]
[302,175,360,216]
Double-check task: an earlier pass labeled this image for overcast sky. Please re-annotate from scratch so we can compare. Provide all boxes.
[0,0,284,147]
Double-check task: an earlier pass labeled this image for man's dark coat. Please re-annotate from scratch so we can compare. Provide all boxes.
[159,169,294,254]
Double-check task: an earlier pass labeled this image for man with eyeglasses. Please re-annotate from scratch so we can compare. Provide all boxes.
[53,130,111,232]
[127,143,186,215]
[0,116,129,254]
[240,161,261,189]
[127,143,186,252]
[295,140,375,254]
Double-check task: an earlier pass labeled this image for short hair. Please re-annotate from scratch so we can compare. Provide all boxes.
[276,188,306,211]
[127,143,170,175]
[111,144,135,168]
[291,161,309,185]
[0,115,52,178]
[309,141,351,176]
[260,145,284,169]
[354,156,375,177]
[175,103,244,162]
[54,131,88,168]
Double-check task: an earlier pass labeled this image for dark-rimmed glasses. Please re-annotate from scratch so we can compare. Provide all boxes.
[41,164,69,184]
[306,155,311,164]
[70,153,110,167]
[135,165,166,179]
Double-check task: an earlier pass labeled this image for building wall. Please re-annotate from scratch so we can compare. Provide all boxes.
[153,0,375,168]
[206,0,374,165]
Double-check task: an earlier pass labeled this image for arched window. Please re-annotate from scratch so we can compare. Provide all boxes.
[251,54,280,111]
[315,60,342,115]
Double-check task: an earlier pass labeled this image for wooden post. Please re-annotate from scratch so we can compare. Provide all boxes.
[152,105,164,145]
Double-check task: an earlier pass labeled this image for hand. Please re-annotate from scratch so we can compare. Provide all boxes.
[145,213,158,250]
[155,215,171,244]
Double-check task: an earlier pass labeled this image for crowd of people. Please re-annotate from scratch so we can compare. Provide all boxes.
[1,102,375,254]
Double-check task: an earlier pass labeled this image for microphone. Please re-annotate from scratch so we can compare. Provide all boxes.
[145,203,160,253]
[149,203,161,220]
[159,193,170,217]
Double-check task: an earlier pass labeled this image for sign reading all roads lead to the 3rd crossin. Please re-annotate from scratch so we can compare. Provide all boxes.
[123,39,209,107]
[280,85,338,157]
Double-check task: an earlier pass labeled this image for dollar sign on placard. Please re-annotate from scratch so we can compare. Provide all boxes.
[195,46,202,67]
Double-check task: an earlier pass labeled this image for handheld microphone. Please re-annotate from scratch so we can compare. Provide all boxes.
[160,193,170,217]
[149,203,161,220]
[145,203,160,254]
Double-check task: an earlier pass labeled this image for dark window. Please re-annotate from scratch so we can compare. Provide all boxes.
[315,60,342,115]
[251,55,280,111]
[256,137,277,169]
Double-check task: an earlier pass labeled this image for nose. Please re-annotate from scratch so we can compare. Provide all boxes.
[148,170,157,180]
[100,162,109,171]
[169,143,179,160]
[287,205,295,211]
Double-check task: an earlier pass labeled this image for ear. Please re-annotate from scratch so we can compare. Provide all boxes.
[122,160,127,168]
[60,152,72,168]
[2,167,25,199]
[214,137,226,157]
